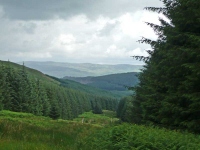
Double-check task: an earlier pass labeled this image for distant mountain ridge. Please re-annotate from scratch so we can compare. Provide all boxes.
[18,61,143,78]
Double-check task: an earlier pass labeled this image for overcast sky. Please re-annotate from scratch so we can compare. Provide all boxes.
[0,0,163,64]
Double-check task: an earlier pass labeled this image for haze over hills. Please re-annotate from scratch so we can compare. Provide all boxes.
[18,61,143,78]
[64,72,139,97]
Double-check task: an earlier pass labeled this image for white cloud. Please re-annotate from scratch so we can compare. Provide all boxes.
[0,1,163,64]
[59,34,76,44]
[118,11,159,39]
[127,48,149,57]
[16,52,52,59]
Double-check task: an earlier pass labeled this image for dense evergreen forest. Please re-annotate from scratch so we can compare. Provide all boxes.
[118,0,200,133]
[0,61,118,120]
[48,75,123,98]
[65,72,139,90]
[65,72,139,97]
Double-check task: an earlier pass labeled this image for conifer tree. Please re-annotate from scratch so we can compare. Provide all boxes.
[49,104,60,120]
[117,96,133,122]
[92,101,103,114]
[133,0,200,133]
[0,65,4,110]
[19,63,31,112]
[30,78,45,115]
[3,64,18,111]
[63,90,72,119]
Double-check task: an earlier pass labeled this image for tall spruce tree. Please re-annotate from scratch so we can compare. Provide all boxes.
[134,0,200,133]
[17,63,30,112]
[0,65,4,110]
[49,104,60,120]
[92,99,103,114]
[3,63,16,111]
[117,96,133,122]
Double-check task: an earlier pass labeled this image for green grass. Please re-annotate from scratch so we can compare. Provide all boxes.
[80,124,200,150]
[1,110,200,150]
[73,110,119,126]
[0,110,99,150]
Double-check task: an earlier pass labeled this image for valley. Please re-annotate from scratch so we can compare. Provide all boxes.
[0,0,199,149]
[64,72,139,97]
[1,58,199,149]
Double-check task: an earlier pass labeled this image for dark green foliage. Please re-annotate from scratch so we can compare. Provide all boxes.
[92,101,103,114]
[117,96,133,122]
[64,72,139,97]
[132,0,200,133]
[0,66,7,110]
[49,75,123,99]
[0,60,118,120]
[80,124,200,150]
[49,105,60,120]
[0,64,15,110]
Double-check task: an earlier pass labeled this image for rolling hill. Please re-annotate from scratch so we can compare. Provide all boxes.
[64,72,139,97]
[18,61,143,78]
[47,75,125,98]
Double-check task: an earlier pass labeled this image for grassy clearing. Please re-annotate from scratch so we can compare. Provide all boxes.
[1,110,200,150]
[0,110,99,150]
[73,110,119,126]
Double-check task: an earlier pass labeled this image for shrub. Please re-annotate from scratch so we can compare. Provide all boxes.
[80,124,200,150]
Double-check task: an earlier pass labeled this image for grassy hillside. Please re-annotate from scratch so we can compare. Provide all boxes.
[0,110,199,150]
[73,110,119,125]
[64,72,139,97]
[18,61,143,77]
[0,110,98,150]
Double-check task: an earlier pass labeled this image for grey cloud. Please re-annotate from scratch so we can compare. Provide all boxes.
[98,22,119,37]
[0,0,161,64]
[0,0,163,20]
[19,22,37,34]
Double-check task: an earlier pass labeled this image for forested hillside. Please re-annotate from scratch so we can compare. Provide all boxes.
[64,72,139,97]
[118,0,200,133]
[48,75,123,99]
[0,60,118,120]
